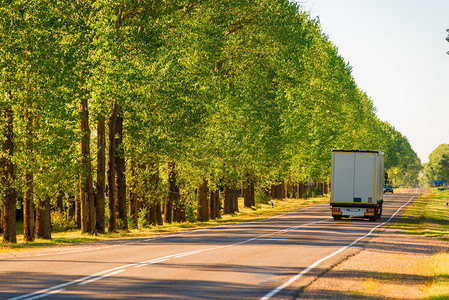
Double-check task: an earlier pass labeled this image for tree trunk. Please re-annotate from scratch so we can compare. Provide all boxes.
[75,181,81,227]
[165,160,176,224]
[96,116,106,233]
[1,107,17,243]
[144,163,154,226]
[146,162,161,226]
[232,186,239,212]
[79,99,89,234]
[271,183,283,199]
[173,185,185,223]
[149,203,157,226]
[107,102,119,232]
[243,180,251,209]
[280,181,285,199]
[75,196,81,226]
[67,194,75,220]
[197,179,209,222]
[250,181,255,206]
[270,184,275,199]
[115,113,127,230]
[223,184,233,214]
[55,191,64,213]
[36,195,51,239]
[88,167,95,233]
[209,189,220,219]
[209,189,216,220]
[243,173,255,208]
[128,159,138,228]
[23,106,35,242]
[23,170,35,242]
[79,98,95,234]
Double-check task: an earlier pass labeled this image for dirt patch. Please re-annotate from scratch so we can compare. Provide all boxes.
[298,228,449,299]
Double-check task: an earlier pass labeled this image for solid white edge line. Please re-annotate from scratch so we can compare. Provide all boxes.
[260,195,417,300]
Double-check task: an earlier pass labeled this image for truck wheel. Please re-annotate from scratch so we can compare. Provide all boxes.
[333,216,342,220]
[369,216,377,221]
[377,206,382,219]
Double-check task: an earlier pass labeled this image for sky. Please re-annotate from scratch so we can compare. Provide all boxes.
[297,0,449,163]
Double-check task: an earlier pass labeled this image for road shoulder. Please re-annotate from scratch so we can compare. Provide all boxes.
[297,228,449,299]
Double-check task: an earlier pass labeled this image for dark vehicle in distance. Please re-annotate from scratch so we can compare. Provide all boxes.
[384,184,393,193]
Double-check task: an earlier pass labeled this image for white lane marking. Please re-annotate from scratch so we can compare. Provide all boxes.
[173,250,204,258]
[260,195,417,300]
[134,258,170,268]
[7,263,138,300]
[76,263,138,284]
[9,216,330,300]
[23,289,66,300]
[8,279,79,300]
[78,269,126,285]
[14,203,327,259]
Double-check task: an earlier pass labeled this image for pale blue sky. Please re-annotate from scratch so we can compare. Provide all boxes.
[298,0,449,163]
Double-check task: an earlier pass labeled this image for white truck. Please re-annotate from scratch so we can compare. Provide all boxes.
[330,149,384,221]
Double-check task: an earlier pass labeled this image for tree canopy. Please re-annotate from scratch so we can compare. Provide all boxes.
[1,0,421,242]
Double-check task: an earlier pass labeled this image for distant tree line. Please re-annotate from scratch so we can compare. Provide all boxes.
[0,0,420,243]
[420,144,449,187]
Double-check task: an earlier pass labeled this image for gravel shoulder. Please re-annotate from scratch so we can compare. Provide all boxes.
[297,227,449,299]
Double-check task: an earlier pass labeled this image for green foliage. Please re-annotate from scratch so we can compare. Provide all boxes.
[256,187,271,205]
[392,189,449,241]
[185,202,197,223]
[1,0,422,236]
[50,212,78,233]
[138,207,149,229]
[421,144,449,187]
[127,216,137,230]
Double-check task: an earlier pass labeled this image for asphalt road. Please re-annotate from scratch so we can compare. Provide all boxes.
[0,193,418,300]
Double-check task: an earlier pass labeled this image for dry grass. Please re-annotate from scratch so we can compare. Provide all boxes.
[424,251,449,299]
[356,189,449,299]
[301,189,449,300]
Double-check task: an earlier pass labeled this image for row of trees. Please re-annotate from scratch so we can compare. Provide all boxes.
[1,0,420,243]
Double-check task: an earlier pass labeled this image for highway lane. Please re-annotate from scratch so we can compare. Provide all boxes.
[0,193,417,300]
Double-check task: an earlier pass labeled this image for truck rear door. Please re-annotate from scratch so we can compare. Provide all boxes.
[354,153,376,204]
[332,152,355,203]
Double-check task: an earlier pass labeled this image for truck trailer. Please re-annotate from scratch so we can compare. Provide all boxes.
[330,149,384,221]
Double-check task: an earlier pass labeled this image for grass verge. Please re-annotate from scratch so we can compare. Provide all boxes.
[0,196,329,254]
[392,189,449,241]
[391,189,449,299]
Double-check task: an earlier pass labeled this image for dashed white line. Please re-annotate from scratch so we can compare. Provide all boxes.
[173,250,204,258]
[134,257,170,268]
[78,269,126,285]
